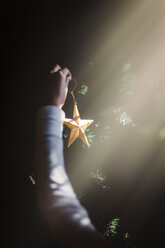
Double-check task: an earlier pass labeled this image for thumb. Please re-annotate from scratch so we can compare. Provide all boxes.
[66,75,72,87]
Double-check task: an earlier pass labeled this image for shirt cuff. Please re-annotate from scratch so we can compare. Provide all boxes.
[37,106,65,138]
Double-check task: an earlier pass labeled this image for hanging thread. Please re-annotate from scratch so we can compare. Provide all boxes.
[69,77,78,104]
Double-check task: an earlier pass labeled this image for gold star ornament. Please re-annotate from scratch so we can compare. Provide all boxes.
[64,103,94,147]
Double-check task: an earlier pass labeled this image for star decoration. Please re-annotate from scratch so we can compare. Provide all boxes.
[64,103,94,147]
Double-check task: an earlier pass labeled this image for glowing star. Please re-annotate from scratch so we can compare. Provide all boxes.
[64,103,94,147]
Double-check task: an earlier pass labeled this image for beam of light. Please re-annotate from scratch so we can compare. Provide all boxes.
[67,0,165,217]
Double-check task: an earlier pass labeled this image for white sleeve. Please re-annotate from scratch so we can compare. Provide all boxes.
[35,106,95,235]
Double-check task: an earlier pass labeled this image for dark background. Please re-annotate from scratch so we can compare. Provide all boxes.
[2,0,165,247]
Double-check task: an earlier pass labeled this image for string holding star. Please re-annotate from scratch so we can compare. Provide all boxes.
[64,78,94,148]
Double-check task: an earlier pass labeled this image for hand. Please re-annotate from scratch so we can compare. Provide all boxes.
[48,64,72,109]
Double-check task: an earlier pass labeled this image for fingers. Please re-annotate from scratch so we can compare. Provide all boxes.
[50,65,72,86]
[60,67,72,86]
[60,67,72,79]
[50,65,72,79]
[50,64,61,74]
[51,65,72,84]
